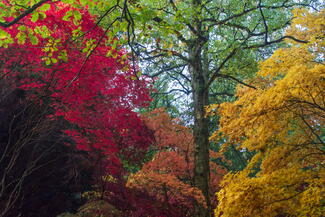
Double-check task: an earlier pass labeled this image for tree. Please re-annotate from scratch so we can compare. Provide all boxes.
[115,1,319,215]
[209,9,324,217]
[0,81,95,217]
[1,1,322,216]
[0,2,152,176]
[1,3,161,216]
[127,109,225,216]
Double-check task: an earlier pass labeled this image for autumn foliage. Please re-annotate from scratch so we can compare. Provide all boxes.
[127,109,225,216]
[1,1,324,217]
[208,9,325,217]
[0,2,152,175]
[0,3,155,216]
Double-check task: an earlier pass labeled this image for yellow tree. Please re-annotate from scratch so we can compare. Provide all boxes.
[208,9,325,217]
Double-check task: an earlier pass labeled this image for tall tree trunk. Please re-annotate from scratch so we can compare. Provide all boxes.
[188,0,211,215]
[190,43,211,217]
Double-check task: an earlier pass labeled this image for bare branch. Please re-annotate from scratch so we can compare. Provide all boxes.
[258,0,269,44]
[143,64,187,77]
[217,73,257,90]
[152,88,191,95]
[244,35,308,49]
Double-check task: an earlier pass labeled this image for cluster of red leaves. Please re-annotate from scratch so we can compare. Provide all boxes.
[98,177,185,217]
[0,2,152,175]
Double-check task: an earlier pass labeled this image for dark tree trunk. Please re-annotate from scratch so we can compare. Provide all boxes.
[190,43,211,217]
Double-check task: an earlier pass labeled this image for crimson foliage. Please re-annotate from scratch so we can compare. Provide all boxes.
[0,3,152,175]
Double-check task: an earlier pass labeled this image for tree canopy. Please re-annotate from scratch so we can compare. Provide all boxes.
[208,9,325,217]
[0,1,324,217]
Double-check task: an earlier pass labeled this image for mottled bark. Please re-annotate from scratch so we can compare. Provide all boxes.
[190,42,211,217]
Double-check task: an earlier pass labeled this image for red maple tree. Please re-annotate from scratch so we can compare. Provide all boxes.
[0,2,153,175]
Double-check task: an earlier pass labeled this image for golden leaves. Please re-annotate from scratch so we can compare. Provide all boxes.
[287,8,325,49]
[212,9,325,217]
[215,167,322,217]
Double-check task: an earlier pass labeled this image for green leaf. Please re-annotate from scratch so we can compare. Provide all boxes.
[120,21,128,32]
[39,12,47,19]
[18,26,27,31]
[35,25,50,38]
[16,32,27,44]
[0,29,9,39]
[51,58,58,64]
[80,0,88,6]
[62,0,75,3]
[29,35,39,45]
[45,58,51,65]
[39,3,50,11]
[73,19,79,26]
[62,11,73,21]
[106,50,112,57]
[58,50,68,62]
[31,12,39,22]
[74,11,82,21]
[111,40,118,50]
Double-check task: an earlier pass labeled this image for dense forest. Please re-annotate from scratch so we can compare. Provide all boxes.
[0,0,324,217]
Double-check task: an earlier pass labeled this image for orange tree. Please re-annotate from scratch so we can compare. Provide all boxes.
[207,9,325,217]
[127,109,225,216]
